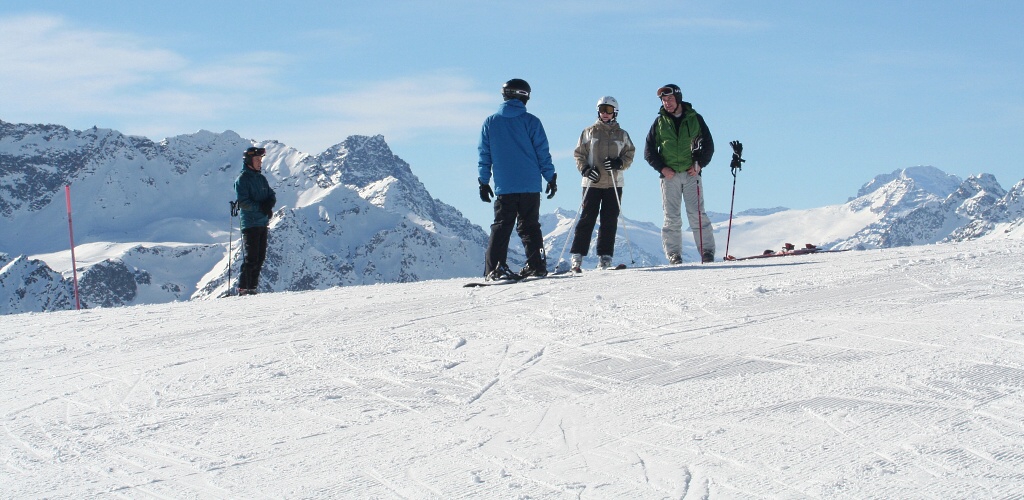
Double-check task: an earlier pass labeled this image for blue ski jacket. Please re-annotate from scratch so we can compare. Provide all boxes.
[477,99,556,195]
[234,165,276,230]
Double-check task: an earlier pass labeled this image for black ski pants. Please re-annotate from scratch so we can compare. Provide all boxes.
[239,226,269,291]
[571,187,621,257]
[486,192,544,274]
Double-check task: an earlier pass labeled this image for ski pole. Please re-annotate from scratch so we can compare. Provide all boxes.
[65,186,81,310]
[724,141,745,260]
[228,201,238,296]
[555,182,591,271]
[608,166,636,266]
[696,172,705,264]
[690,136,707,264]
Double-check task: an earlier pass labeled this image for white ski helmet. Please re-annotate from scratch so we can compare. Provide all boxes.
[596,96,619,118]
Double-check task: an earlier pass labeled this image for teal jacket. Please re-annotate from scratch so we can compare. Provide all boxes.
[643,102,714,175]
[234,166,276,230]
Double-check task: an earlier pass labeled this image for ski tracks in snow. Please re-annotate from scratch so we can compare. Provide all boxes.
[2,240,1024,497]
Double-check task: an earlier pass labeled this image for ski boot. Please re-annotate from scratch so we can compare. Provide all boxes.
[570,253,583,274]
[486,263,521,281]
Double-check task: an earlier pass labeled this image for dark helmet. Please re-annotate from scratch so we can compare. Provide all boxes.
[656,84,682,105]
[243,146,266,167]
[502,78,531,104]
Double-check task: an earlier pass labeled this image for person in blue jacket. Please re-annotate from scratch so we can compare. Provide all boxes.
[478,78,558,280]
[234,146,276,295]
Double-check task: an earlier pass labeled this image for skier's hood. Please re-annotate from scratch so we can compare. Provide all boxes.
[498,99,528,118]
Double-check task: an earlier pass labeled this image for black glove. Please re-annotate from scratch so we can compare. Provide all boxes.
[259,200,274,218]
[479,180,494,203]
[603,157,623,171]
[582,165,600,182]
[545,173,557,199]
[729,140,745,171]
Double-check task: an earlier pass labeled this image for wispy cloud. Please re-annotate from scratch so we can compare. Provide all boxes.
[641,16,771,31]
[0,15,185,105]
[0,14,494,152]
[0,15,285,131]
[306,74,493,133]
[264,73,496,152]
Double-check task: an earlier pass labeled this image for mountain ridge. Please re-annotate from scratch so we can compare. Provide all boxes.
[1,119,1021,314]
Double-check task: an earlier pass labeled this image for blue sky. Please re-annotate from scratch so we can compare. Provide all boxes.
[2,1,1021,230]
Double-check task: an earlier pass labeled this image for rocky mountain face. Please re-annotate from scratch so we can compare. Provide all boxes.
[0,120,487,314]
[831,166,1023,249]
[0,254,77,314]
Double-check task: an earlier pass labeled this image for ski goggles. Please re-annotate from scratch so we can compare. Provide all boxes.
[656,86,678,98]
[505,88,530,97]
[244,147,266,157]
[598,104,616,114]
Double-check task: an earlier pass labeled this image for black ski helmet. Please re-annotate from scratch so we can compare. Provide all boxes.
[243,146,266,167]
[502,78,531,104]
[656,84,682,105]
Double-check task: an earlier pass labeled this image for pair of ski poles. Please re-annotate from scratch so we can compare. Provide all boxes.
[724,140,745,259]
[694,139,746,263]
[555,162,636,271]
[228,201,241,296]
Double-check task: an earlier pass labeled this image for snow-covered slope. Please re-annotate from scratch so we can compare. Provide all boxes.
[3,238,1022,498]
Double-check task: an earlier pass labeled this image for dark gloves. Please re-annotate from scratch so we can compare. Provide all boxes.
[729,140,745,171]
[545,173,557,199]
[479,180,494,203]
[582,165,600,182]
[259,200,274,219]
[603,157,623,171]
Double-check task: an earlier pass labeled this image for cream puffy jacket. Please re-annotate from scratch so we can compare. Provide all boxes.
[573,119,635,189]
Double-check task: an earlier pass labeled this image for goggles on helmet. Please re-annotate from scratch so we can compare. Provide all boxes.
[598,104,616,115]
[657,86,678,98]
[244,147,267,157]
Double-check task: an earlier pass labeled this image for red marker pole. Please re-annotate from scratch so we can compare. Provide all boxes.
[65,185,81,310]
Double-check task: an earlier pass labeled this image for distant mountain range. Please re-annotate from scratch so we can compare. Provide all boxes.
[2,120,1022,314]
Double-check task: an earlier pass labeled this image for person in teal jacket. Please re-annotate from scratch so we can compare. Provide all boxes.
[477,78,558,280]
[234,146,276,295]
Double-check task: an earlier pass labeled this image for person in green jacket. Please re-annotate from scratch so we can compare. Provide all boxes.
[643,84,716,264]
[234,146,276,295]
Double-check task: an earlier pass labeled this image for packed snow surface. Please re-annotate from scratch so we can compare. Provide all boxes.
[3,239,1023,498]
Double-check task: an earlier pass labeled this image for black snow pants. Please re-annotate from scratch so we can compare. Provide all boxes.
[485,193,544,274]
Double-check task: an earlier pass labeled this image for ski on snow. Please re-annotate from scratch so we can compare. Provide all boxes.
[724,243,847,262]
[463,264,627,287]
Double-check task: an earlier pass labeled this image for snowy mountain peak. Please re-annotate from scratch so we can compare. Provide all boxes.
[314,134,415,190]
[856,165,962,199]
